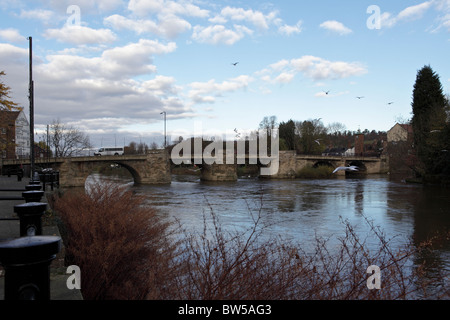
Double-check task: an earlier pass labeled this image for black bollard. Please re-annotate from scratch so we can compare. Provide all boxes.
[14,202,47,237]
[22,190,45,203]
[25,184,42,191]
[0,236,61,300]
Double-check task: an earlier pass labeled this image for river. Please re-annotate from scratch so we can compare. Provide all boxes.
[85,172,450,292]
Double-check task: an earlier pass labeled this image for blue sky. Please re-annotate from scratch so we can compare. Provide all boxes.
[1,0,449,148]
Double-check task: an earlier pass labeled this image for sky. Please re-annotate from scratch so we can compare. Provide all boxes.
[1,0,449,149]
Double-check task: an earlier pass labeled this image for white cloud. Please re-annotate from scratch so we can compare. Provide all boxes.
[0,40,188,129]
[397,1,432,21]
[104,14,158,34]
[192,24,253,45]
[274,72,295,84]
[379,1,433,29]
[141,75,181,97]
[127,0,209,18]
[40,0,125,14]
[19,8,56,23]
[259,55,367,83]
[319,20,352,35]
[278,20,303,35]
[0,28,26,42]
[432,0,450,32]
[0,43,33,109]
[44,25,117,45]
[104,13,191,39]
[218,6,278,30]
[269,59,290,71]
[158,14,193,38]
[208,15,228,24]
[188,75,253,103]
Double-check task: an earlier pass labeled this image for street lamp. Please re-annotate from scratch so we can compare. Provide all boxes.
[28,36,37,183]
[160,111,166,148]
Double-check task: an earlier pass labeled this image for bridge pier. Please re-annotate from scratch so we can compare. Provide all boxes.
[335,160,347,176]
[260,150,295,179]
[200,153,238,182]
[139,151,171,184]
[200,163,238,182]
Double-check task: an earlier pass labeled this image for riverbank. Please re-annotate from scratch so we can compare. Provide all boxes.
[0,175,83,300]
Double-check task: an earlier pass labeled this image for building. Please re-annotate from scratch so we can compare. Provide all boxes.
[354,133,364,156]
[387,123,413,143]
[0,110,30,159]
[387,123,415,178]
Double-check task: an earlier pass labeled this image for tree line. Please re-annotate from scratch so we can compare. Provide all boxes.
[259,115,386,156]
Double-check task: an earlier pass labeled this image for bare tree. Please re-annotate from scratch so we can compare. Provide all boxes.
[150,142,159,150]
[137,142,149,154]
[327,122,346,135]
[259,115,277,136]
[50,119,92,157]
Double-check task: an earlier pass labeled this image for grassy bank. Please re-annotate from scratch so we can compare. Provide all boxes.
[53,182,449,300]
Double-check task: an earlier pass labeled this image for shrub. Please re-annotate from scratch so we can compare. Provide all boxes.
[54,182,177,300]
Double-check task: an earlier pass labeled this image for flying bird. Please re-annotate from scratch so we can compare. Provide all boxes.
[314,139,322,145]
[356,96,364,99]
[387,102,394,105]
[323,90,330,95]
[232,62,239,66]
[332,165,359,174]
[234,128,241,138]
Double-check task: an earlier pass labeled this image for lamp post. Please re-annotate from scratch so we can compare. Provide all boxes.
[160,111,166,148]
[28,36,35,182]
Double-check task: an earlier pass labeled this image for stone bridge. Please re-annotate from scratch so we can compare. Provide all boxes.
[2,150,388,187]
[277,152,389,178]
[2,150,171,188]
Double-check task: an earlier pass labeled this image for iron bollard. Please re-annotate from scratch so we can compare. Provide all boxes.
[25,184,42,191]
[22,191,44,203]
[14,202,47,237]
[29,172,41,186]
[0,236,61,300]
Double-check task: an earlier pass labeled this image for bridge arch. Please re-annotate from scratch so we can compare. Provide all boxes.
[347,160,367,173]
[82,160,143,188]
[110,161,142,184]
[312,160,334,169]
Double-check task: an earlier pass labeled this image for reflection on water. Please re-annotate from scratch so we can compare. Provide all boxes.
[85,173,450,275]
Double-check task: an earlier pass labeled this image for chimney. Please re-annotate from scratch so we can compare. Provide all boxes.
[355,133,364,156]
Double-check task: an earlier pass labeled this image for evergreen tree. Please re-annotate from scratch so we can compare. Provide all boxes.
[411,65,447,177]
[279,119,296,150]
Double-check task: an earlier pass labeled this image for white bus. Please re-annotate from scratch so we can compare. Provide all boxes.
[94,147,124,156]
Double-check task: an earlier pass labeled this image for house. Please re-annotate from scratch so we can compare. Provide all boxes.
[34,144,51,159]
[387,123,413,143]
[344,147,355,156]
[0,109,30,159]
